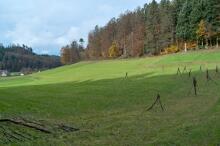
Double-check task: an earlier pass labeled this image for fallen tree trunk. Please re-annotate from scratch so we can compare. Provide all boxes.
[0,118,51,134]
[58,124,79,132]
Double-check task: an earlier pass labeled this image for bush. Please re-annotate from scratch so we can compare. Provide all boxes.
[161,45,179,55]
[187,42,197,50]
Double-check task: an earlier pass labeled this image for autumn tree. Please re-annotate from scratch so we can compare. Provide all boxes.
[130,7,145,56]
[87,25,102,58]
[196,20,207,47]
[60,41,81,64]
[70,41,80,62]
[100,18,117,57]
[109,41,120,58]
[117,11,133,57]
[61,46,71,64]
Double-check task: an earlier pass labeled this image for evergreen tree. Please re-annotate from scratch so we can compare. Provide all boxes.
[145,0,161,54]
[171,0,186,43]
[79,38,84,49]
[159,0,173,49]
[176,0,193,51]
[205,0,220,33]
[189,0,205,40]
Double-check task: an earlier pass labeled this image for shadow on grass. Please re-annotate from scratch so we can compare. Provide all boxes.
[0,69,219,118]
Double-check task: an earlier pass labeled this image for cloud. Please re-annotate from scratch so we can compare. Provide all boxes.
[55,27,80,46]
[0,0,151,55]
[6,18,41,46]
[98,4,114,12]
[6,24,81,54]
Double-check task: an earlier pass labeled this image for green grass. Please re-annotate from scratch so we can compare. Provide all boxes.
[1,49,220,145]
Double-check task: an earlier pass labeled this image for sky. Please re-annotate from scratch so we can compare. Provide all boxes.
[0,0,153,55]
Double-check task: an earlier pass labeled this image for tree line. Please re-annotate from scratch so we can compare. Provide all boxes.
[60,39,86,64]
[0,44,61,72]
[60,0,220,63]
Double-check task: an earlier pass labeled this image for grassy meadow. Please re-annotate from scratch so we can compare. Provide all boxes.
[1,49,220,145]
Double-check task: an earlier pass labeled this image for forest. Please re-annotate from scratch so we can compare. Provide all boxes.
[61,0,220,64]
[0,44,61,72]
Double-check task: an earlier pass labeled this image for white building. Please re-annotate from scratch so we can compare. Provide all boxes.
[0,70,9,77]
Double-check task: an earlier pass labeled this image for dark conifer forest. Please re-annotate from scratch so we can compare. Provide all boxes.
[0,44,61,72]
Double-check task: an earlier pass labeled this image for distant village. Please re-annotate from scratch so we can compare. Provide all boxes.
[0,70,25,77]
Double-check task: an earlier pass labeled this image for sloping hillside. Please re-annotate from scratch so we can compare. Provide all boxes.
[0,49,220,145]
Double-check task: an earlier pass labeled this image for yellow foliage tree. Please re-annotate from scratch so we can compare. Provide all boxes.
[196,20,207,47]
[196,20,206,38]
[108,41,119,58]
